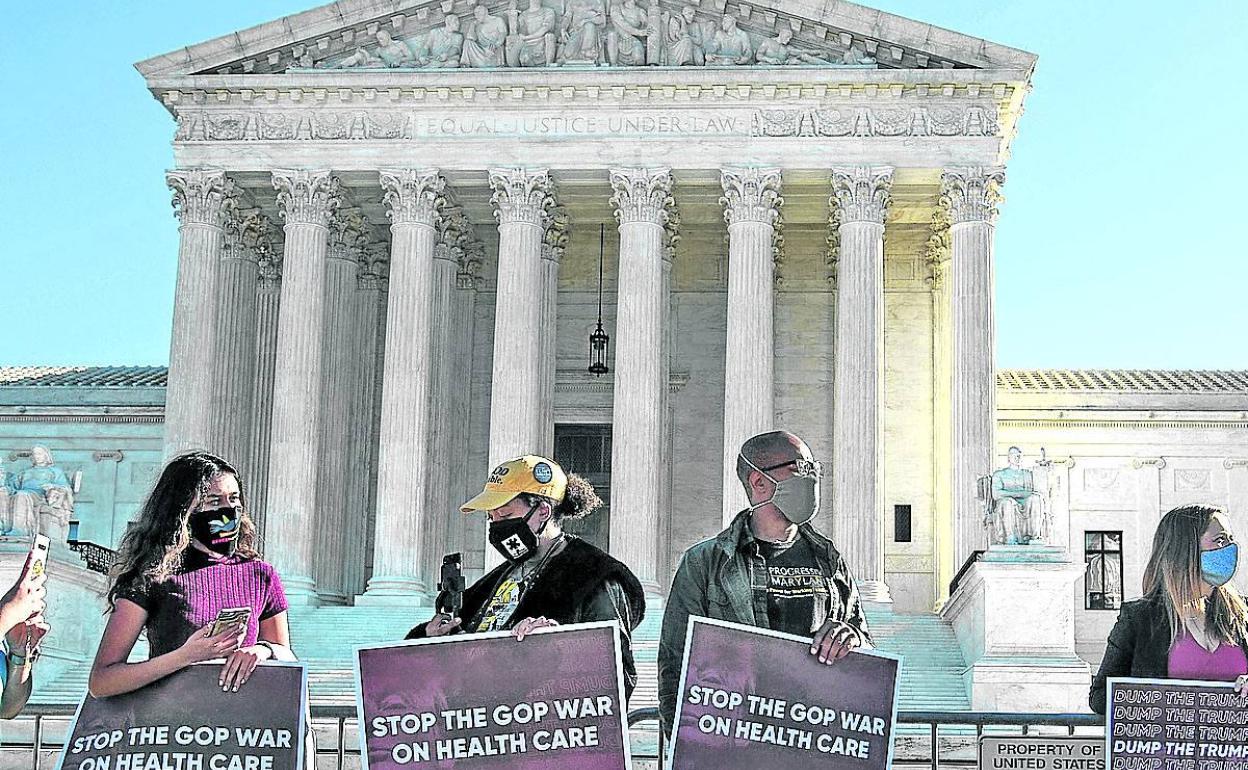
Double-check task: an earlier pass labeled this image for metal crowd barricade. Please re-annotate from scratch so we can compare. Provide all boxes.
[4,704,1105,769]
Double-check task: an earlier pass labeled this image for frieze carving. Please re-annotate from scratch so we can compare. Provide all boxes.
[167,168,235,227]
[489,167,554,226]
[272,170,341,227]
[379,169,446,226]
[719,167,782,227]
[172,102,999,143]
[609,167,674,226]
[829,166,892,225]
[1174,469,1212,492]
[940,166,1006,225]
[751,104,999,138]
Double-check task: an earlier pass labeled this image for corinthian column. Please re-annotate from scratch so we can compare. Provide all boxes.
[538,208,569,456]
[719,168,782,524]
[609,167,675,594]
[211,210,268,473]
[164,168,233,459]
[248,246,282,541]
[316,208,367,604]
[265,169,341,602]
[343,248,388,597]
[486,168,553,467]
[362,169,445,603]
[942,166,1005,570]
[829,166,893,602]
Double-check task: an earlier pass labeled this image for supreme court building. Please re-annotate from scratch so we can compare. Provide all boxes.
[140,0,1034,616]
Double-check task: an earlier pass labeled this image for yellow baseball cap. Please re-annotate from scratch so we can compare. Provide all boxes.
[460,455,568,513]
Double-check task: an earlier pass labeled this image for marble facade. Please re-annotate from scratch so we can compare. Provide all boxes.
[137,0,1036,609]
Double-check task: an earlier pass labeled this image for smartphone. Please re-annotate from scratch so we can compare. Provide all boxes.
[29,535,50,579]
[210,606,252,636]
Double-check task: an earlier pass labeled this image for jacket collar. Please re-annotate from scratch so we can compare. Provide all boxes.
[716,509,839,561]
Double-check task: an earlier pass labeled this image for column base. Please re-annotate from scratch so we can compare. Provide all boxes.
[357,576,433,607]
[280,575,322,606]
[857,580,893,604]
[316,590,349,606]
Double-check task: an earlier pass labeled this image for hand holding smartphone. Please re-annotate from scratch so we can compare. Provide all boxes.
[29,535,50,579]
[209,607,251,637]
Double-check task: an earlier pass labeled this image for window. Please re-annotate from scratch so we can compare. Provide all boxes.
[553,424,612,552]
[1084,532,1124,610]
[894,505,912,543]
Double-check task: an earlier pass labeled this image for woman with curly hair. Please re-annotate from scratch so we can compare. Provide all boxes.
[89,452,292,697]
[407,454,645,698]
[1090,504,1248,713]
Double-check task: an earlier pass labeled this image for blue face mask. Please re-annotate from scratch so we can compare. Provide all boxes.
[1201,543,1239,587]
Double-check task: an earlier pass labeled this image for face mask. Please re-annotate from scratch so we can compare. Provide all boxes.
[741,455,821,525]
[1201,543,1239,587]
[488,502,545,564]
[190,506,241,556]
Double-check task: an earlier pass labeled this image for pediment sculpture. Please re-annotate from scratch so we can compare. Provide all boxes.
[1,445,80,542]
[316,0,879,70]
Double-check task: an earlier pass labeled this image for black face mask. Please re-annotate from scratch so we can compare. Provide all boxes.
[487,502,545,564]
[190,506,242,557]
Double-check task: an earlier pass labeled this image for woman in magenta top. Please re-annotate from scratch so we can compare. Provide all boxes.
[1091,504,1248,713]
[89,452,292,697]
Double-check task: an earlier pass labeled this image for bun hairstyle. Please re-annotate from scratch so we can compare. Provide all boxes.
[522,472,602,522]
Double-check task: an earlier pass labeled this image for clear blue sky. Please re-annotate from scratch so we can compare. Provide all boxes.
[2,1,1243,369]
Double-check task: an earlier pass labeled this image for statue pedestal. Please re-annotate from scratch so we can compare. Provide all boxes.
[940,545,1091,712]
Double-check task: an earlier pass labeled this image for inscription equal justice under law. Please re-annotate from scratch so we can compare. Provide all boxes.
[414,112,744,136]
[1111,682,1248,770]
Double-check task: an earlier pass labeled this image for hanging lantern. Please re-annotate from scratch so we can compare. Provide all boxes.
[588,224,610,375]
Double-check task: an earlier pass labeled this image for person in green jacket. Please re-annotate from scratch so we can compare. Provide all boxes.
[657,430,872,736]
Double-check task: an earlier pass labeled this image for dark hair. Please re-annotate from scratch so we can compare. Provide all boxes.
[520,473,602,522]
[106,452,259,609]
[1143,504,1248,646]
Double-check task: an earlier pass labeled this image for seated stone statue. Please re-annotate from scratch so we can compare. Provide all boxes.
[506,0,559,67]
[462,5,509,67]
[5,446,74,539]
[987,446,1049,545]
[662,5,708,65]
[606,0,648,65]
[557,0,607,64]
[423,15,465,68]
[334,30,416,68]
[704,14,753,65]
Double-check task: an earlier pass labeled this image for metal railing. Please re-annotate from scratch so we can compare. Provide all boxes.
[4,703,1105,769]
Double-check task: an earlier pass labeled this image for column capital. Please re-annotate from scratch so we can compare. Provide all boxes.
[329,208,370,264]
[663,205,682,264]
[488,167,553,226]
[609,167,675,226]
[925,204,952,289]
[542,205,570,263]
[167,168,236,227]
[272,169,341,227]
[941,166,1006,225]
[357,240,390,290]
[223,208,273,265]
[830,166,893,225]
[380,168,446,226]
[719,168,783,227]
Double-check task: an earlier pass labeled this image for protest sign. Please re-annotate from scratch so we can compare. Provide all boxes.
[670,616,900,770]
[981,736,1104,770]
[1107,678,1248,770]
[56,662,307,770]
[355,620,630,770]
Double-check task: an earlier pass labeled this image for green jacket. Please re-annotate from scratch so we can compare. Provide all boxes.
[657,509,872,735]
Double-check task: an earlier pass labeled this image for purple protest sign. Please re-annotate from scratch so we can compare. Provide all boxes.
[1107,678,1248,770]
[55,662,307,770]
[670,616,900,770]
[355,620,630,770]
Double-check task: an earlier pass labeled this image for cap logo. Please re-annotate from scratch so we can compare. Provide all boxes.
[487,465,511,485]
[533,462,553,484]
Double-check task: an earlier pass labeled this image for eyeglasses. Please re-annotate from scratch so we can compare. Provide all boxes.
[761,458,822,479]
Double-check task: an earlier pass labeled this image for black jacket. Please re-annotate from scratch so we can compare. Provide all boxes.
[1089,592,1248,714]
[407,536,646,699]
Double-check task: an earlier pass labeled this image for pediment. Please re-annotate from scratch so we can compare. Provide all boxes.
[136,0,1035,81]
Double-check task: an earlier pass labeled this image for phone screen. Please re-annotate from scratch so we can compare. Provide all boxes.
[30,535,50,578]
[210,607,252,636]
